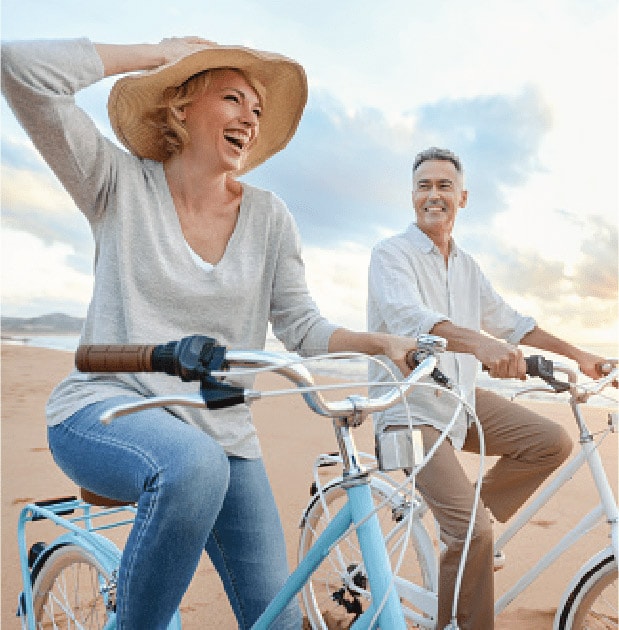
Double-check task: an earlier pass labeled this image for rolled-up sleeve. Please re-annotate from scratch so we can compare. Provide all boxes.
[479,269,536,344]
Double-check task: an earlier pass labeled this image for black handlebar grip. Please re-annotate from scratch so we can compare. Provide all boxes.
[75,344,156,372]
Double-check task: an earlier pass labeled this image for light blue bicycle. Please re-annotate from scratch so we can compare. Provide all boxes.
[17,333,455,629]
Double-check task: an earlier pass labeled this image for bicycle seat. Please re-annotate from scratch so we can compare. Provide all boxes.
[80,487,134,508]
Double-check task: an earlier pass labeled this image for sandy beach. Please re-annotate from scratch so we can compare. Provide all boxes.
[2,343,617,628]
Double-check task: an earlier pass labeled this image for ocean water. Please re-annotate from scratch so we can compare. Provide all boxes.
[4,334,617,409]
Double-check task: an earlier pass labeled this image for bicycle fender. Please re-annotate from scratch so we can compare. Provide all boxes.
[22,533,182,630]
[299,475,410,527]
[298,477,347,526]
[31,532,121,576]
[553,547,616,629]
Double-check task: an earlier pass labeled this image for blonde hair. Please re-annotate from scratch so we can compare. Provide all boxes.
[145,68,265,159]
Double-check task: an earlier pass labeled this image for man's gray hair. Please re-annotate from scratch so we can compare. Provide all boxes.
[413,147,463,174]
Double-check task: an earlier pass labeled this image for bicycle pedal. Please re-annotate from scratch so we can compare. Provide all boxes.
[493,551,506,571]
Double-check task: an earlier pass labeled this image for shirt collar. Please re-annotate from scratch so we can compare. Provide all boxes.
[406,222,459,257]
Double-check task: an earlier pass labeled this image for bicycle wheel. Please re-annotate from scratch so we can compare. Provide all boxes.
[32,543,113,629]
[299,478,436,629]
[557,553,617,629]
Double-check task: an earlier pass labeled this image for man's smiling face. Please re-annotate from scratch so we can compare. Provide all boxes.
[412,159,468,242]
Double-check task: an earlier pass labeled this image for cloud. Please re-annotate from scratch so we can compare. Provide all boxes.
[244,93,413,247]
[1,228,93,317]
[488,249,568,301]
[475,212,618,335]
[414,86,552,228]
[302,242,371,330]
[571,215,618,301]
[489,213,618,303]
[245,87,552,250]
[1,164,94,275]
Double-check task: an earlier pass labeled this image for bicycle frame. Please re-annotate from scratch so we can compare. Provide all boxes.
[305,363,618,628]
[254,419,408,629]
[493,408,618,616]
[18,337,447,629]
[303,462,439,628]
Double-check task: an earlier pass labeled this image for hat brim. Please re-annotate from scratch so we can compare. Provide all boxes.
[108,45,308,175]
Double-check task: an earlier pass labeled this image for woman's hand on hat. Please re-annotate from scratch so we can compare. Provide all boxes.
[157,36,218,66]
[96,37,216,77]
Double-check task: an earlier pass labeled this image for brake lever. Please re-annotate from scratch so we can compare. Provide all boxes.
[406,349,454,390]
[525,355,571,393]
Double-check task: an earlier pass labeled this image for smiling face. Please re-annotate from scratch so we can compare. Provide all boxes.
[412,158,468,244]
[181,68,262,173]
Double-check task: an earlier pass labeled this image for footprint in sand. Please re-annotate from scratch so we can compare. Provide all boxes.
[531,519,556,529]
[12,497,34,505]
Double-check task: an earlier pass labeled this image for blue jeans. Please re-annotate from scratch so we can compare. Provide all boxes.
[48,396,301,629]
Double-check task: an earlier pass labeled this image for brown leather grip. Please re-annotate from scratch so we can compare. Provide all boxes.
[75,345,156,372]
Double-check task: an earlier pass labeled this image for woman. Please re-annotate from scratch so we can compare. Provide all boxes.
[2,37,417,628]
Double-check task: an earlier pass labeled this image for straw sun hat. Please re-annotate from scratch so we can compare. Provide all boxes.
[108,42,308,175]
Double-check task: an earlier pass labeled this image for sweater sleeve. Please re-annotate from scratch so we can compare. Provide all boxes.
[269,200,338,355]
[1,38,120,220]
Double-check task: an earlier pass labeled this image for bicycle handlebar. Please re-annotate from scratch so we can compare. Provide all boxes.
[75,335,617,424]
[75,334,448,423]
[521,355,618,400]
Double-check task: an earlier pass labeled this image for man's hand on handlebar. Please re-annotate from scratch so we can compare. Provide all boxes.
[574,349,618,384]
[477,338,527,380]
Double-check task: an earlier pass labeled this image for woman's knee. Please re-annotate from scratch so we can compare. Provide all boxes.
[150,435,230,518]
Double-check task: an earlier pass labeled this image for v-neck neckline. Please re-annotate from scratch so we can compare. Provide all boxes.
[158,164,249,270]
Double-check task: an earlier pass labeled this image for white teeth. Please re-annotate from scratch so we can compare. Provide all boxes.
[225,136,243,149]
[224,130,248,149]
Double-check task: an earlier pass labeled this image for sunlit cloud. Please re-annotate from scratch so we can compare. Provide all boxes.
[2,166,75,216]
[571,218,618,301]
[302,242,371,331]
[1,228,93,316]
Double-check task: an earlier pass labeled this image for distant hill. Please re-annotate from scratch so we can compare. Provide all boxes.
[1,313,85,335]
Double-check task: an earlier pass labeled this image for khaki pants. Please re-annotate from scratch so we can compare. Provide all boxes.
[414,388,572,630]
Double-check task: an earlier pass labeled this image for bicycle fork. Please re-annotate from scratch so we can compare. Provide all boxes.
[334,412,407,628]
[347,481,408,629]
[252,418,407,629]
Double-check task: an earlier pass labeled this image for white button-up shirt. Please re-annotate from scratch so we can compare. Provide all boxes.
[367,222,536,448]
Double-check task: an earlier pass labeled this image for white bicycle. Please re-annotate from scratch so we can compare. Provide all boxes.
[298,356,618,629]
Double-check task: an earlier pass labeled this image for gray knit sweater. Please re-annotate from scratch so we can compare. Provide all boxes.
[1,38,337,457]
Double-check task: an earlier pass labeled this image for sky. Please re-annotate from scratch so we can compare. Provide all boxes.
[1,0,618,348]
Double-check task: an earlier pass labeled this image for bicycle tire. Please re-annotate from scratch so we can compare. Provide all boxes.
[556,552,617,629]
[32,543,113,629]
[298,478,436,629]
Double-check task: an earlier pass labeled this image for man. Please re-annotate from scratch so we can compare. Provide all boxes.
[367,147,607,629]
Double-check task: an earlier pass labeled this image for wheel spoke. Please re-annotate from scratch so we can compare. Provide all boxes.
[33,545,112,630]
